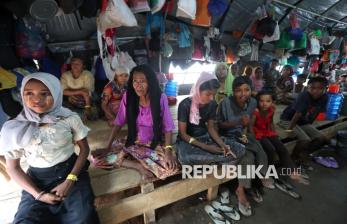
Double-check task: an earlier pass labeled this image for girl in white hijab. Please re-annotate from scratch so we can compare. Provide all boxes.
[0,73,99,224]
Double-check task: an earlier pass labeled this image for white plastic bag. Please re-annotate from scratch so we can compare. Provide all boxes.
[112,52,137,71]
[308,37,320,55]
[176,0,196,19]
[151,0,165,14]
[263,22,280,43]
[97,0,138,33]
[128,0,151,13]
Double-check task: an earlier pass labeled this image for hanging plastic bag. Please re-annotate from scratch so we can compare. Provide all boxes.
[192,39,205,61]
[176,0,196,19]
[15,17,45,59]
[225,47,235,64]
[263,21,280,43]
[208,0,229,17]
[97,0,138,33]
[161,41,173,58]
[275,30,294,49]
[192,0,211,27]
[250,40,259,61]
[150,0,165,14]
[238,41,252,57]
[307,36,320,55]
[127,0,151,13]
[112,51,137,71]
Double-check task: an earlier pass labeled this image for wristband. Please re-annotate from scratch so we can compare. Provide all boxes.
[189,137,196,144]
[66,173,78,182]
[35,191,46,201]
[164,145,173,150]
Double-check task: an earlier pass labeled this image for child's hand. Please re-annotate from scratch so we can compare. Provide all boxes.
[204,145,224,154]
[39,192,62,205]
[222,145,236,158]
[50,179,74,199]
[240,115,250,126]
[91,148,110,159]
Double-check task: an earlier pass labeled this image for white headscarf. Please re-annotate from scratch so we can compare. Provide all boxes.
[0,73,74,152]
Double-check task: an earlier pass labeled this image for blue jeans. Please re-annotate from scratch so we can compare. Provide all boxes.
[13,154,99,224]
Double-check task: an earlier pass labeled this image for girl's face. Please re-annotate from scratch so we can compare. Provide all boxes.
[233,84,251,105]
[71,59,84,78]
[23,79,54,114]
[132,72,148,97]
[216,65,227,81]
[200,89,217,105]
[255,68,263,79]
[115,73,129,86]
[282,67,291,77]
[258,94,273,111]
[245,67,252,76]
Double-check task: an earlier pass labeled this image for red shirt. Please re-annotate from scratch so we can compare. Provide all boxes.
[253,106,277,140]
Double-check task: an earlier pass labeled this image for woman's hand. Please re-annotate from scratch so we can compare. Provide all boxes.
[204,144,224,154]
[39,192,62,205]
[155,146,178,171]
[50,180,74,199]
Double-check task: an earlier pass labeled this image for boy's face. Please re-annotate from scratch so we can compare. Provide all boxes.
[233,84,251,105]
[71,59,84,78]
[308,82,325,100]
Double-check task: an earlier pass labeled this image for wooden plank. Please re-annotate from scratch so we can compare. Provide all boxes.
[90,168,141,197]
[97,175,231,224]
[141,183,156,224]
[207,186,219,201]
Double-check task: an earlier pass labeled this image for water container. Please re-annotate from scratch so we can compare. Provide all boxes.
[326,93,344,120]
[165,80,178,97]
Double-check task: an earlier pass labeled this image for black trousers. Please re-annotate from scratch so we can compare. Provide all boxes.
[260,136,295,169]
[13,154,100,224]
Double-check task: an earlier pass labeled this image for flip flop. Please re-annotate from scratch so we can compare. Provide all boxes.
[238,201,252,217]
[327,157,339,169]
[246,188,263,203]
[204,205,231,224]
[275,179,301,199]
[212,201,240,221]
[314,156,336,168]
[219,188,231,204]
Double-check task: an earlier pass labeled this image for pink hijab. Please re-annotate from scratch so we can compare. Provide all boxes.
[189,71,218,125]
[250,66,264,91]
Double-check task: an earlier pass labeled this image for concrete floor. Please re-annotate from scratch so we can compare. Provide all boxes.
[155,156,347,224]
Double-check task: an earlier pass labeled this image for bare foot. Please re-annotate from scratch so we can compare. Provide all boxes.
[290,174,310,185]
[236,186,250,207]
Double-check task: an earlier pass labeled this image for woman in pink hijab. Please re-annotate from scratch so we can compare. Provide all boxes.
[250,66,264,96]
[176,71,245,165]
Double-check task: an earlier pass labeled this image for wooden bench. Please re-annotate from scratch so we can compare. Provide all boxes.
[87,115,347,224]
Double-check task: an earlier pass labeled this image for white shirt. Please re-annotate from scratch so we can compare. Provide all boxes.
[5,114,89,168]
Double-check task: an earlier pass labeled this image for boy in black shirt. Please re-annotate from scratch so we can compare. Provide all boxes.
[279,76,329,163]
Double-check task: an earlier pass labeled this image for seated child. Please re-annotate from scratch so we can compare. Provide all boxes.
[250,91,309,184]
[276,65,294,105]
[101,66,129,126]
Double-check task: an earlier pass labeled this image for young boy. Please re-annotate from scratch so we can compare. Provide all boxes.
[217,76,273,216]
[279,76,329,164]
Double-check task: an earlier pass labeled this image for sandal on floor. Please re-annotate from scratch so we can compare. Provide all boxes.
[314,156,339,168]
[212,200,240,221]
[204,205,231,224]
[219,188,231,204]
[238,201,252,217]
[275,179,301,199]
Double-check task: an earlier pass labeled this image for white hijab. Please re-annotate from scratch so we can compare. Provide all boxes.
[0,73,74,152]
